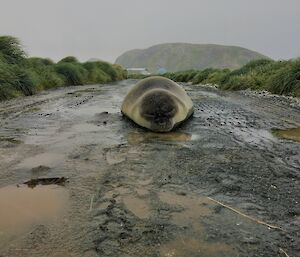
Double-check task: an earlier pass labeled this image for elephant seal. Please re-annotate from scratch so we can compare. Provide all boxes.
[121,76,193,132]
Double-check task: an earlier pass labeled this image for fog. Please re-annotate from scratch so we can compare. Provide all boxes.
[0,0,299,62]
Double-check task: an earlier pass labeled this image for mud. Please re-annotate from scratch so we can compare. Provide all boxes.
[0,81,299,257]
[0,185,68,250]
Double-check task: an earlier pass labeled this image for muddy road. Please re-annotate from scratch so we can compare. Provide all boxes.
[0,80,299,257]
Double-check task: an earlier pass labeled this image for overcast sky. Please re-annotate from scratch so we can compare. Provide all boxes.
[0,0,299,62]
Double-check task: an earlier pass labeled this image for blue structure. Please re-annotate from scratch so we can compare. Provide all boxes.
[158,68,167,75]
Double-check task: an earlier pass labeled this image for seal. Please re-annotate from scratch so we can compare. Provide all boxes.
[121,76,193,132]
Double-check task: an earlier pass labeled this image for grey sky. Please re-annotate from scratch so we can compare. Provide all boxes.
[0,0,299,63]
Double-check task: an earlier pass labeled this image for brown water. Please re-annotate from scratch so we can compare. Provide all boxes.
[0,185,68,245]
[272,127,300,142]
[158,191,238,257]
[127,131,197,144]
[159,191,212,228]
[123,195,151,219]
[17,152,64,169]
[160,237,237,257]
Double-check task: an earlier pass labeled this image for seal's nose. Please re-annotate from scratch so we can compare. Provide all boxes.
[155,117,167,126]
[158,121,166,126]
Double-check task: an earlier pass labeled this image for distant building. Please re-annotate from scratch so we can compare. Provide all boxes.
[157,67,167,75]
[126,68,151,75]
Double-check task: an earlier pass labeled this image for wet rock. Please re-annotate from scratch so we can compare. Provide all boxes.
[24,177,68,188]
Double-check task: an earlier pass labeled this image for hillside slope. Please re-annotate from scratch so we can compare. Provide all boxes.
[115,43,270,73]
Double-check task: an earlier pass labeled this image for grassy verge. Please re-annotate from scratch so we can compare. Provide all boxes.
[163,59,300,97]
[0,36,127,101]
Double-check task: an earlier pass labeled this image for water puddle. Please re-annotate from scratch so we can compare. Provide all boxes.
[0,185,68,245]
[136,188,149,196]
[123,195,151,219]
[272,127,300,142]
[17,152,64,169]
[159,191,212,228]
[160,237,237,257]
[127,131,198,144]
[158,191,238,257]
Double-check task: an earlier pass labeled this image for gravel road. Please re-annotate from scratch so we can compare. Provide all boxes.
[0,80,299,257]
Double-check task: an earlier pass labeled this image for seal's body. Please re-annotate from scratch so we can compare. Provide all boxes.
[121,76,193,132]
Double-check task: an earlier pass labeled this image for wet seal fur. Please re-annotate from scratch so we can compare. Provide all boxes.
[121,76,194,132]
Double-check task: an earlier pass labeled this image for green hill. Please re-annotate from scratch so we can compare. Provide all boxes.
[115,43,270,73]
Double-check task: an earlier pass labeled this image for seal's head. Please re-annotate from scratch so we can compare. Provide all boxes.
[140,90,177,132]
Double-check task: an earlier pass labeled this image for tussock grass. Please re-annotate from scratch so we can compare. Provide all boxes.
[162,58,300,97]
[0,36,127,101]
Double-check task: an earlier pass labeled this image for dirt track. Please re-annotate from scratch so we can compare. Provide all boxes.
[0,80,299,257]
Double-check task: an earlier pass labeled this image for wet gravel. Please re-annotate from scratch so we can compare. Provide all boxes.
[0,80,299,257]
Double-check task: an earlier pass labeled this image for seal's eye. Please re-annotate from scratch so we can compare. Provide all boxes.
[165,108,176,117]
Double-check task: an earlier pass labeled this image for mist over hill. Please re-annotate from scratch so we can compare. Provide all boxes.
[115,43,270,73]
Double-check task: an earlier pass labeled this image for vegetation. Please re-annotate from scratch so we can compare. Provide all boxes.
[115,43,269,73]
[1,36,298,100]
[0,36,127,101]
[163,59,300,97]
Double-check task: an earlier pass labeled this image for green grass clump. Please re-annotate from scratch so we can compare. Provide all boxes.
[127,73,149,79]
[192,68,219,84]
[0,36,26,64]
[55,63,88,86]
[202,69,230,85]
[164,70,198,82]
[0,35,127,101]
[113,64,128,80]
[58,56,79,63]
[83,61,111,83]
[266,59,300,96]
[94,61,118,81]
[161,58,300,97]
[0,61,36,99]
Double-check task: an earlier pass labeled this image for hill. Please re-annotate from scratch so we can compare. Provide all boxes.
[115,43,270,73]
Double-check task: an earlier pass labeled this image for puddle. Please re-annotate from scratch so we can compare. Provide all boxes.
[160,237,237,257]
[30,165,51,177]
[272,127,300,142]
[17,152,64,169]
[0,185,68,244]
[127,131,197,144]
[159,191,212,228]
[123,195,151,219]
[159,191,237,257]
[136,188,149,196]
